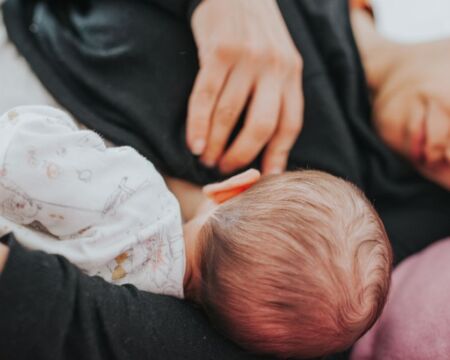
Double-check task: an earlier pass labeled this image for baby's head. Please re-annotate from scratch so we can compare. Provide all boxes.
[184,170,392,359]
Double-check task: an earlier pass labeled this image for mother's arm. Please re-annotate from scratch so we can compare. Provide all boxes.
[149,0,304,176]
[0,234,267,360]
[187,0,303,175]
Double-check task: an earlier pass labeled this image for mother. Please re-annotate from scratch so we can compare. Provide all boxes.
[0,0,449,359]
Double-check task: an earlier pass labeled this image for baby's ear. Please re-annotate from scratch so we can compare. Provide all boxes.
[203,169,261,204]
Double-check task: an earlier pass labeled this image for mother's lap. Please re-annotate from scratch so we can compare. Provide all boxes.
[352,237,450,360]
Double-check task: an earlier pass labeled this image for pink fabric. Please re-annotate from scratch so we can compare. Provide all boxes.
[352,237,450,360]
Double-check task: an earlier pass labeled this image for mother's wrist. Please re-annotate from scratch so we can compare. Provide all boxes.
[0,243,9,273]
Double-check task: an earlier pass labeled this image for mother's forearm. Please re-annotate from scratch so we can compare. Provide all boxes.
[0,234,263,360]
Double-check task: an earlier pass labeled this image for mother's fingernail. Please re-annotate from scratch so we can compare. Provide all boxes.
[191,139,206,155]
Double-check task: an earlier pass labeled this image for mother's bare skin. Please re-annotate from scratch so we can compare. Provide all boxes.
[352,9,450,190]
[0,243,9,273]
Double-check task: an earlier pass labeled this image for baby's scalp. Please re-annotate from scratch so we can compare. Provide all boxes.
[197,170,392,359]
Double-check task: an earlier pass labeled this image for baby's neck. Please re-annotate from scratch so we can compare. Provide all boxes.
[182,218,203,302]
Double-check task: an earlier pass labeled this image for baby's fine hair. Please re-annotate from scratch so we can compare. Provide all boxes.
[198,170,392,359]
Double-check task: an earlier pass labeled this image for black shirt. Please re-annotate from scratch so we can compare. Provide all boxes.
[1,0,449,359]
[3,0,449,261]
[0,234,267,360]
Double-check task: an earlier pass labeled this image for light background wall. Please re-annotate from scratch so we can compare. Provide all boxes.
[372,0,450,42]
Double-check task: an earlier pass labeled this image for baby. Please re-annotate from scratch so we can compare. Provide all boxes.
[0,106,392,359]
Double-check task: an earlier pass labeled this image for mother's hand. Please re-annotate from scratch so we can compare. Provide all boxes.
[186,0,303,175]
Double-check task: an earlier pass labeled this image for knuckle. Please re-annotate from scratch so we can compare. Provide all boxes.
[269,47,290,63]
[214,42,239,60]
[279,54,293,68]
[291,54,303,73]
[188,102,209,124]
[194,85,217,102]
[264,48,280,66]
[245,45,264,62]
[200,52,215,66]
[265,49,294,73]
[215,105,236,124]
[253,122,275,141]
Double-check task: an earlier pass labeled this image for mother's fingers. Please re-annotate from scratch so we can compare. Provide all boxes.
[186,56,230,155]
[424,101,450,165]
[200,63,254,167]
[219,76,282,174]
[262,78,303,174]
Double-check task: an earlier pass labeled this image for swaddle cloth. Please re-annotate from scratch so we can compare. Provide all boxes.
[0,106,185,297]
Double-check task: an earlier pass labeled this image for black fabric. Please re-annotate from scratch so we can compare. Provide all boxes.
[145,0,203,20]
[0,234,267,360]
[3,0,449,263]
[1,1,449,359]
